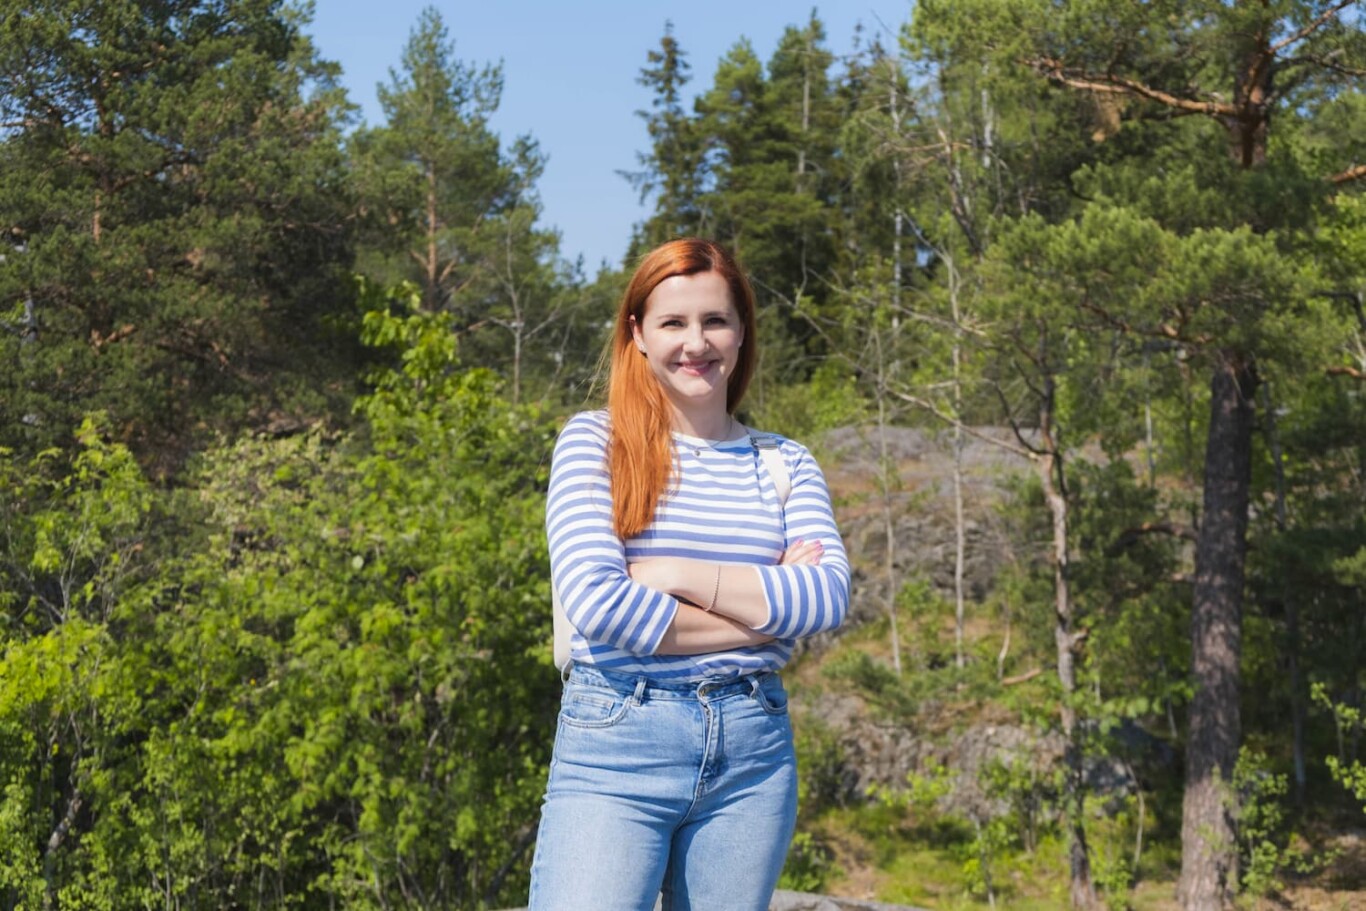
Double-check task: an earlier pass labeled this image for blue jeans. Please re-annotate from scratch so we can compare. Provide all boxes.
[528,664,798,911]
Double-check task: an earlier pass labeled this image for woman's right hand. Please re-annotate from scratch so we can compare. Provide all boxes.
[779,539,823,566]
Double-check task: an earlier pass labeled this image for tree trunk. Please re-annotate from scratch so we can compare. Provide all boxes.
[1042,451,1099,910]
[1038,376,1098,911]
[950,258,967,671]
[1229,22,1273,169]
[1178,357,1257,911]
[424,162,440,310]
[1261,382,1305,805]
[875,356,903,677]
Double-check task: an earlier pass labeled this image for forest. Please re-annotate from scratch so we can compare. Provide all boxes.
[1,1,1363,909]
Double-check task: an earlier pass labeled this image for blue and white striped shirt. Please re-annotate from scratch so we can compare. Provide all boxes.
[546,410,850,681]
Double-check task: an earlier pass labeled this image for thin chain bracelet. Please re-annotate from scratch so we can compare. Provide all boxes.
[704,564,721,612]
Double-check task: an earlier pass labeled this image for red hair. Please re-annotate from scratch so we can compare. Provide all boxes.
[608,238,758,539]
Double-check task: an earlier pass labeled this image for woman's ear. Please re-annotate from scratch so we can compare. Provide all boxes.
[630,315,646,353]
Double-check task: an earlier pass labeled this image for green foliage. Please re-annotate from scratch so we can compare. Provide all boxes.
[877,759,1038,905]
[746,360,867,445]
[1311,683,1366,813]
[779,831,839,893]
[0,1,360,469]
[825,649,919,721]
[0,416,160,908]
[0,298,559,907]
[1088,810,1138,911]
[1229,748,1327,905]
[792,713,854,816]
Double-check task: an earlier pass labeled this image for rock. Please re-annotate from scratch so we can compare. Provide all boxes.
[770,890,929,911]
[497,891,928,911]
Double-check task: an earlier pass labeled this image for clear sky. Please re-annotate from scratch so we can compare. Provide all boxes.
[307,1,907,272]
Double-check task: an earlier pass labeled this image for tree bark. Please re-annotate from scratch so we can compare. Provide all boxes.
[1038,375,1099,911]
[874,342,904,677]
[951,262,967,671]
[424,161,440,310]
[1178,356,1257,911]
[1260,382,1305,805]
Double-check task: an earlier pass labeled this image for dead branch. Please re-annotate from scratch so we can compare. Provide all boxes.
[891,389,1040,460]
[1003,668,1043,686]
[1330,164,1366,185]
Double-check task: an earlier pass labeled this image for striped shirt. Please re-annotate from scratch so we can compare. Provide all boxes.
[545,409,850,681]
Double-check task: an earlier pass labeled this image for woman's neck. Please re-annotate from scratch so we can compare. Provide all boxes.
[669,406,737,441]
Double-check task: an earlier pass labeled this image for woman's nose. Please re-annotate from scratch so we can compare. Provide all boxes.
[682,323,708,353]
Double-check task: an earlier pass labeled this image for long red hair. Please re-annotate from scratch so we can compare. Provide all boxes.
[608,238,758,539]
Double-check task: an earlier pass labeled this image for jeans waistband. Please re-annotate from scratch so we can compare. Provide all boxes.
[564,663,777,701]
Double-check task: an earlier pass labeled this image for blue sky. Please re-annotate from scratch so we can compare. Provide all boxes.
[307,1,907,271]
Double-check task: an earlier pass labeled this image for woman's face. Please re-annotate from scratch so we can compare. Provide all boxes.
[631,270,744,417]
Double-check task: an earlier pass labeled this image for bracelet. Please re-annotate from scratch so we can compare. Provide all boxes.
[704,564,721,612]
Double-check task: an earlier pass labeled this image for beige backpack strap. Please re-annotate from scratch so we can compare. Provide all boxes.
[552,586,572,671]
[745,427,791,506]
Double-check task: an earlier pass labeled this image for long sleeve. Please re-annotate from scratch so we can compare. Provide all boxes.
[751,443,850,639]
[545,412,679,656]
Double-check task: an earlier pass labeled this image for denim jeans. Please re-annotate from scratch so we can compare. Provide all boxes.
[528,664,798,911]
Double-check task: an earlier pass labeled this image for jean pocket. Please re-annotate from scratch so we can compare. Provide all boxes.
[559,687,633,728]
[752,678,790,716]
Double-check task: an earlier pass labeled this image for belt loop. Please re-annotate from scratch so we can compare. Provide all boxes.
[631,677,647,706]
[749,675,761,698]
[560,660,573,685]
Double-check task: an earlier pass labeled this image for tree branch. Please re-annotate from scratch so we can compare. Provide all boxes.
[1330,163,1366,185]
[1027,56,1235,118]
[1105,521,1199,557]
[989,379,1047,457]
[1268,1,1355,56]
[892,388,1040,460]
[46,790,83,855]
[1282,51,1366,79]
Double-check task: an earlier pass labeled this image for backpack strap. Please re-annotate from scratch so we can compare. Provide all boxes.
[745,427,791,506]
[552,586,572,671]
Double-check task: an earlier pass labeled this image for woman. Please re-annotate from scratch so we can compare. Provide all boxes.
[530,238,849,910]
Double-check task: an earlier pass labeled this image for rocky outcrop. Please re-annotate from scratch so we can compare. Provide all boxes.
[799,690,1174,823]
[811,425,1031,635]
[793,424,1174,819]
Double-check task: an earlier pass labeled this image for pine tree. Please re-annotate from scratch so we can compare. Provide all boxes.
[910,2,1366,906]
[625,21,707,249]
[350,7,575,399]
[0,0,358,473]
[349,6,513,316]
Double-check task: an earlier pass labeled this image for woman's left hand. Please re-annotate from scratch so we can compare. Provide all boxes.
[778,539,823,566]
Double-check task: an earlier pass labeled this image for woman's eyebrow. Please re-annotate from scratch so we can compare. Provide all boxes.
[649,309,732,320]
